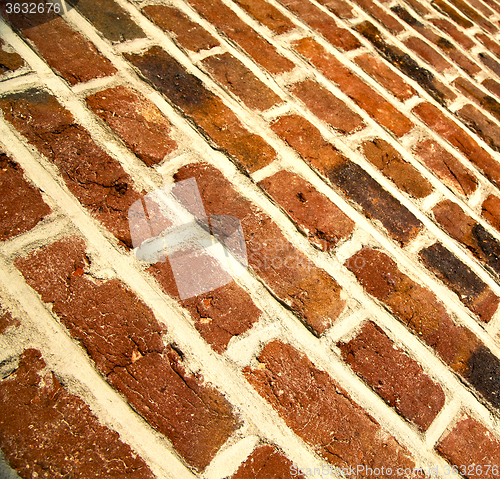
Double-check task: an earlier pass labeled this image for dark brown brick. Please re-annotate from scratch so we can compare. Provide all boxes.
[290,78,364,135]
[482,78,500,98]
[403,36,452,72]
[431,0,474,29]
[361,138,432,198]
[350,0,405,33]
[232,0,296,34]
[202,53,282,111]
[125,47,276,173]
[353,53,417,101]
[315,0,356,19]
[15,236,238,472]
[86,85,177,167]
[476,33,500,61]
[446,0,497,33]
[0,90,141,247]
[0,349,155,479]
[174,163,346,336]
[73,0,145,43]
[420,242,499,322]
[244,340,418,476]
[187,0,295,74]
[413,102,500,189]
[278,0,361,51]
[258,170,355,251]
[413,139,477,197]
[454,77,500,123]
[437,416,500,478]
[482,194,500,232]
[346,247,500,411]
[0,39,24,75]
[231,444,304,478]
[430,18,476,49]
[457,103,500,153]
[479,52,500,79]
[271,114,423,245]
[294,38,414,136]
[338,320,445,431]
[0,153,51,241]
[142,5,219,52]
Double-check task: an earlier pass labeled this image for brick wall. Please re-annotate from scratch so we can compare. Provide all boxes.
[2,0,500,477]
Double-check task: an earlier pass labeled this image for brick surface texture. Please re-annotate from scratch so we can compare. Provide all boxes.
[2,0,500,477]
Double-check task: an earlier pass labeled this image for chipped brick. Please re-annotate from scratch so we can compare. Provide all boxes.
[271,114,423,245]
[0,39,24,75]
[0,349,155,478]
[482,194,500,232]
[125,47,276,173]
[361,138,432,198]
[338,320,445,431]
[232,0,296,34]
[258,170,355,251]
[294,38,414,136]
[457,103,500,153]
[0,153,51,240]
[244,340,418,476]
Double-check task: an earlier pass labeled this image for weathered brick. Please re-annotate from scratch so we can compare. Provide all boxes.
[0,348,155,478]
[294,38,414,136]
[278,0,361,51]
[361,138,432,198]
[271,114,423,245]
[15,237,238,471]
[446,0,497,33]
[338,320,445,431]
[482,194,500,232]
[403,0,431,15]
[457,103,500,153]
[350,0,405,33]
[482,0,500,14]
[433,199,500,277]
[482,78,500,98]
[0,39,24,76]
[187,0,295,74]
[403,36,452,72]
[202,53,282,111]
[86,85,177,167]
[356,21,456,105]
[413,102,500,189]
[454,77,500,123]
[125,47,276,173]
[231,444,304,478]
[258,170,355,251]
[244,340,418,476]
[290,79,364,135]
[315,0,356,19]
[353,53,417,101]
[6,15,116,85]
[142,5,219,53]
[420,242,499,322]
[0,307,19,335]
[347,247,500,410]
[232,0,296,34]
[430,18,475,49]
[0,90,141,247]
[0,153,51,241]
[437,416,500,477]
[465,0,496,17]
[73,0,145,43]
[431,0,474,28]
[413,139,477,197]
[174,163,346,335]
[479,52,500,78]
[476,33,500,61]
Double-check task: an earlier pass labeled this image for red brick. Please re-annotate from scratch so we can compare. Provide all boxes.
[0,39,24,76]
[446,0,497,33]
[437,416,500,478]
[476,33,500,61]
[431,0,474,28]
[350,0,405,33]
[457,103,500,153]
[142,5,219,52]
[0,153,51,241]
[244,340,418,476]
[482,0,500,14]
[413,102,500,189]
[398,0,431,15]
[290,79,364,135]
[187,0,295,74]
[202,53,282,111]
[231,444,304,478]
[466,0,496,17]
[15,236,238,471]
[174,163,346,336]
[482,194,500,232]
[361,138,432,198]
[482,78,500,98]
[278,0,361,51]
[258,170,355,251]
[346,247,500,411]
[8,16,116,85]
[454,77,500,123]
[125,47,276,173]
[86,85,177,167]
[294,38,414,136]
[0,348,155,478]
[353,53,416,101]
[420,242,499,322]
[315,0,356,19]
[413,139,477,197]
[271,114,423,245]
[430,18,476,49]
[232,0,295,34]
[338,320,445,431]
[0,90,141,247]
[404,36,452,72]
[0,307,19,335]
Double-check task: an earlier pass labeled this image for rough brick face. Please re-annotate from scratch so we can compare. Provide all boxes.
[403,36,452,72]
[0,153,51,240]
[430,18,475,49]
[232,0,295,34]
[125,47,276,173]
[351,0,405,33]
[0,39,24,75]
[338,320,445,431]
[457,103,500,153]
[482,194,500,232]
[453,77,500,123]
[0,349,155,479]
[245,340,418,476]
